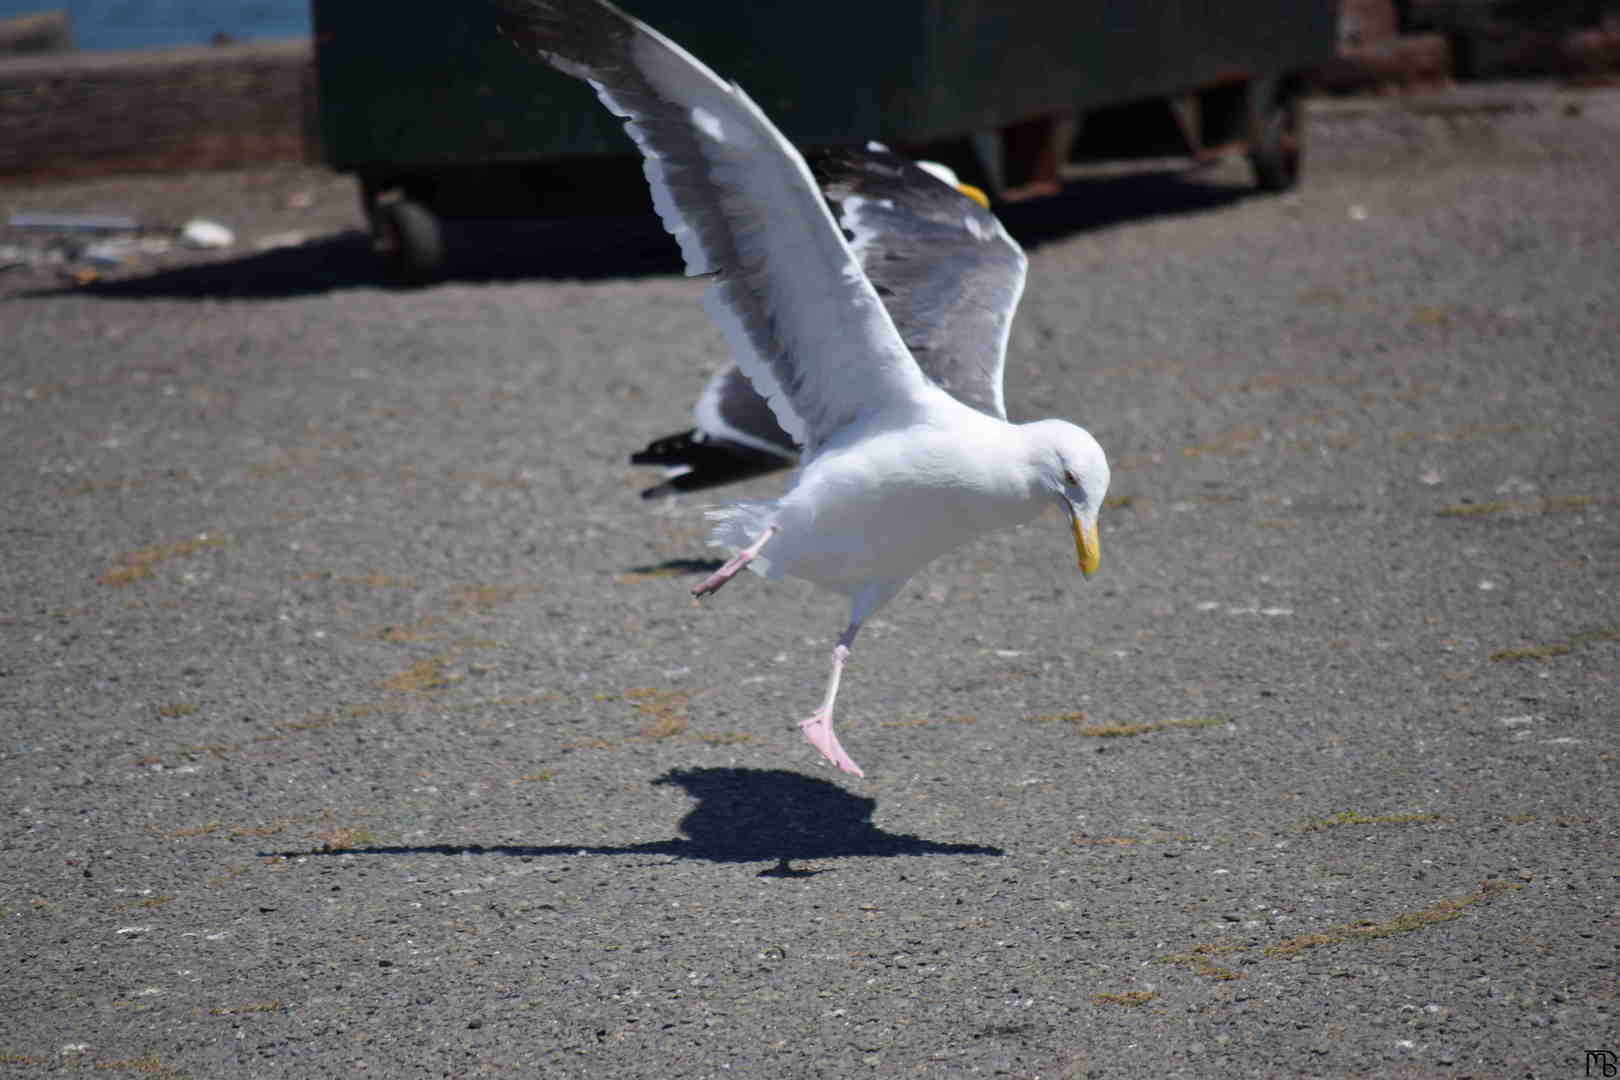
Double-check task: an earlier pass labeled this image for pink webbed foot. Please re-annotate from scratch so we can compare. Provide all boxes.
[799,706,864,778]
[799,641,863,776]
[692,524,777,600]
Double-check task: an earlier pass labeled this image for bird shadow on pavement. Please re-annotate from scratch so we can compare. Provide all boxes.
[55,167,1248,302]
[269,766,1003,878]
[618,558,724,580]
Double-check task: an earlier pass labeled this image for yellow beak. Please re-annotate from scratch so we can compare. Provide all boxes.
[955,182,990,209]
[1070,509,1101,578]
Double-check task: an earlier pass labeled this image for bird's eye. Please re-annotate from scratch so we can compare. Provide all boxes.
[1062,469,1078,487]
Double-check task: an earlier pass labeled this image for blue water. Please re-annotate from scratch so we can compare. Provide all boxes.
[0,0,310,51]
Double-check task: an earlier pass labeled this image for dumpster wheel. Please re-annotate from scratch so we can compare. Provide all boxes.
[374,196,444,286]
[1247,81,1304,193]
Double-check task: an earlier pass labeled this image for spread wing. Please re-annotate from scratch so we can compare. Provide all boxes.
[496,0,932,454]
[629,147,1030,497]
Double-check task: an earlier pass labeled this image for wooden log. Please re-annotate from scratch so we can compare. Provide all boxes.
[0,37,316,182]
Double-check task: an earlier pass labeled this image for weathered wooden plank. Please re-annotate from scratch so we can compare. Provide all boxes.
[0,37,316,182]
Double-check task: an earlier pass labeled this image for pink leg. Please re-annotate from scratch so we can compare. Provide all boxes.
[799,621,864,777]
[692,525,777,599]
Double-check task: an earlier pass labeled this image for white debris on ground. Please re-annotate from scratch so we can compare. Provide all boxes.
[178,218,234,248]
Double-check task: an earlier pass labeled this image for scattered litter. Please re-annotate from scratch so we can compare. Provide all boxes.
[83,240,137,267]
[0,243,64,272]
[9,211,138,231]
[255,230,308,250]
[180,219,235,249]
[1347,204,1369,221]
[3,212,240,284]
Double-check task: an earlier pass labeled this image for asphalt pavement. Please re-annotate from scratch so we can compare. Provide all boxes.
[3,86,1618,1078]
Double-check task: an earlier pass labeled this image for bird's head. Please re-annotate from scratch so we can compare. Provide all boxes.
[1026,419,1109,578]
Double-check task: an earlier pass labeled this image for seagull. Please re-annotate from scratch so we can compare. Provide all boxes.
[498,0,1110,777]
[630,146,1000,499]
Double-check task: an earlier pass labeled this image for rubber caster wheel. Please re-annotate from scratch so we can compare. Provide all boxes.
[1248,84,1304,193]
[374,197,444,285]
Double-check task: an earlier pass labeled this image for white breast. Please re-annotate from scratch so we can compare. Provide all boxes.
[763,405,1045,595]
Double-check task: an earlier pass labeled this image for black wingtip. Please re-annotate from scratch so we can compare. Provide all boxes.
[629,429,704,467]
[631,429,792,499]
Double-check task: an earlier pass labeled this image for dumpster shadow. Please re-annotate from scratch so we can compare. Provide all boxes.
[68,230,380,301]
[1000,166,1249,252]
[66,215,684,302]
[63,165,1248,302]
[270,766,1003,878]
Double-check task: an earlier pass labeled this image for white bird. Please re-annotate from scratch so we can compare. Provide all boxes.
[498,0,1109,777]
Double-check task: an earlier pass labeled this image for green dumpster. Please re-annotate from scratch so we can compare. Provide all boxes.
[314,1,1336,281]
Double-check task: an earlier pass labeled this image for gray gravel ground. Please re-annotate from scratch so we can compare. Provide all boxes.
[3,86,1618,1078]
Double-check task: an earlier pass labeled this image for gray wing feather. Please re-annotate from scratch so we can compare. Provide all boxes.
[819,146,1026,421]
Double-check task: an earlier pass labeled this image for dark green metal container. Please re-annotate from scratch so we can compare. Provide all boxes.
[314,1,1336,279]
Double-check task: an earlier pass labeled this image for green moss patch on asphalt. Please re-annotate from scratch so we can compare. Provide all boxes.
[1294,810,1441,832]
[1090,990,1158,1008]
[99,533,227,586]
[1490,626,1617,662]
[1030,713,1232,737]
[1263,880,1523,958]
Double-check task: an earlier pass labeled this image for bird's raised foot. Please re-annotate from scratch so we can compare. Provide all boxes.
[691,524,777,600]
[691,552,750,599]
[799,706,864,778]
